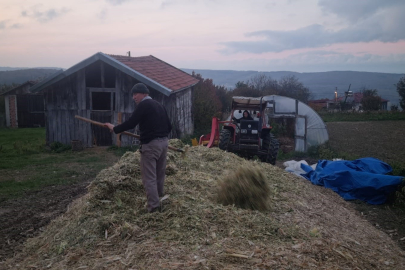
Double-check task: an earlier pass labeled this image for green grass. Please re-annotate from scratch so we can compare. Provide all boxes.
[0,127,129,202]
[319,111,405,122]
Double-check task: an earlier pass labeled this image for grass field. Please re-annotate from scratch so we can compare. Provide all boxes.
[2,118,404,202]
[0,128,128,202]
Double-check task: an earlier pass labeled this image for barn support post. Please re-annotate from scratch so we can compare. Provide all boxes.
[117,112,122,147]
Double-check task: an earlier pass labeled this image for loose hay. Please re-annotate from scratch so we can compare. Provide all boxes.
[3,140,405,269]
[217,165,270,211]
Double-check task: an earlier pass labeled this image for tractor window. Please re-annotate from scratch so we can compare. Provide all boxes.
[233,110,244,119]
[233,110,259,120]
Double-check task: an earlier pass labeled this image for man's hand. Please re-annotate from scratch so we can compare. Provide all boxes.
[104,123,115,132]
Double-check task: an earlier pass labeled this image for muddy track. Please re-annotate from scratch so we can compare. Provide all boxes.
[0,180,90,262]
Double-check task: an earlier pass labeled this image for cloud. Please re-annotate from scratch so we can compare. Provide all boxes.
[105,0,132,6]
[266,50,405,73]
[281,50,405,66]
[0,20,20,30]
[220,1,405,54]
[21,7,70,23]
[0,20,7,29]
[235,50,405,73]
[11,23,22,29]
[160,0,175,9]
[97,9,108,21]
[318,0,404,23]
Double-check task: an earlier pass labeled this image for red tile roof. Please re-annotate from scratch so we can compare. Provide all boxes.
[108,54,199,92]
[308,98,330,103]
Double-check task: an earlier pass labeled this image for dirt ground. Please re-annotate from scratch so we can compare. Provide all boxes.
[1,121,405,264]
[0,180,89,261]
[0,147,120,262]
[326,121,405,251]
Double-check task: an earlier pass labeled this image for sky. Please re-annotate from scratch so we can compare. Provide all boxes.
[1,0,405,73]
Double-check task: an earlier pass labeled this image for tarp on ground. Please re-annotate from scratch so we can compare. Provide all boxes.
[300,157,404,205]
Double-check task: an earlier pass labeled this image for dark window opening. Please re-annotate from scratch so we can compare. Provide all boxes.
[104,63,116,88]
[92,92,115,111]
[86,61,102,87]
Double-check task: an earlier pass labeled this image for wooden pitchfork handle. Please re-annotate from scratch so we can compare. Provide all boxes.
[74,115,185,153]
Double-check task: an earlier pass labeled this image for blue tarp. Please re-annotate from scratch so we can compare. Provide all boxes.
[301,157,404,205]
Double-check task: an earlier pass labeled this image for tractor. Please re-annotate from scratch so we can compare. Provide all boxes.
[199,96,279,165]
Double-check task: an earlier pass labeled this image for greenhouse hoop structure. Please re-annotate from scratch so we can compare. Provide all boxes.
[262,95,329,152]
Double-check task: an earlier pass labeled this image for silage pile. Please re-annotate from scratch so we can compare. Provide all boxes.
[4,140,405,269]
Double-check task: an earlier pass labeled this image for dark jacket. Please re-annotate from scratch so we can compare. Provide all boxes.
[234,110,253,123]
[113,98,172,144]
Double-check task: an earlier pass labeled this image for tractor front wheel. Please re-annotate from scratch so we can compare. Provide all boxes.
[261,133,279,165]
[219,129,231,151]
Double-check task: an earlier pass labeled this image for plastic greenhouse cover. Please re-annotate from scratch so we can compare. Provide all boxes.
[263,95,329,151]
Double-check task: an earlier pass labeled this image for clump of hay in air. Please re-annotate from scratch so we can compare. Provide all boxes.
[217,165,270,211]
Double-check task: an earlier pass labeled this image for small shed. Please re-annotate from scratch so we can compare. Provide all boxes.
[0,81,45,128]
[30,52,200,147]
[263,95,329,152]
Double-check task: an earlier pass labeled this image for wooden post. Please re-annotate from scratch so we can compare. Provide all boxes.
[117,112,122,147]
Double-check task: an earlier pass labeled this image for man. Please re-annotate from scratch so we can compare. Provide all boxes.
[105,83,172,213]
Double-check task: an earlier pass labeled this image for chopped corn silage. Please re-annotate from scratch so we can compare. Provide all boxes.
[217,166,270,211]
[4,139,405,270]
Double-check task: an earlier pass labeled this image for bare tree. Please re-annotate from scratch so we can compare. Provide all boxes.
[278,75,312,103]
[246,73,278,94]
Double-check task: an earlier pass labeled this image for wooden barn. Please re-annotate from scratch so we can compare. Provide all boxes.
[30,52,200,147]
[1,81,45,128]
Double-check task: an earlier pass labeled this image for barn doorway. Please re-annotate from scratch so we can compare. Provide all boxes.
[16,94,45,128]
[90,91,116,146]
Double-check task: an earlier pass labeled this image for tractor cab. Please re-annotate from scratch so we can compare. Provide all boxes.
[200,96,279,165]
[229,97,265,146]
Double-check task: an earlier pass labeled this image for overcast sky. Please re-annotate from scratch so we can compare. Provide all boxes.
[1,0,404,73]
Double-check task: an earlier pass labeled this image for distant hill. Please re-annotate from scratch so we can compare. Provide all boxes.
[182,69,404,106]
[0,68,62,85]
[1,66,402,106]
[0,67,26,72]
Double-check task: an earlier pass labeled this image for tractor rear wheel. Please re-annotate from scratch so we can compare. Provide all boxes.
[261,133,279,165]
[219,129,231,151]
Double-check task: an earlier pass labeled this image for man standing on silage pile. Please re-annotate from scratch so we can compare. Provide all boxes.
[105,83,172,213]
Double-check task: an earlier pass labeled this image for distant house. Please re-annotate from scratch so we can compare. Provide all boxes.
[308,97,343,111]
[348,92,389,111]
[307,98,330,111]
[0,81,45,128]
[308,92,389,112]
[30,52,200,147]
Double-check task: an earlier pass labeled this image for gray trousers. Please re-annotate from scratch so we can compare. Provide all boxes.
[140,137,168,212]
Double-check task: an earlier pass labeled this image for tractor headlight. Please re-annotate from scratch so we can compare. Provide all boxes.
[241,129,247,134]
[251,130,258,134]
